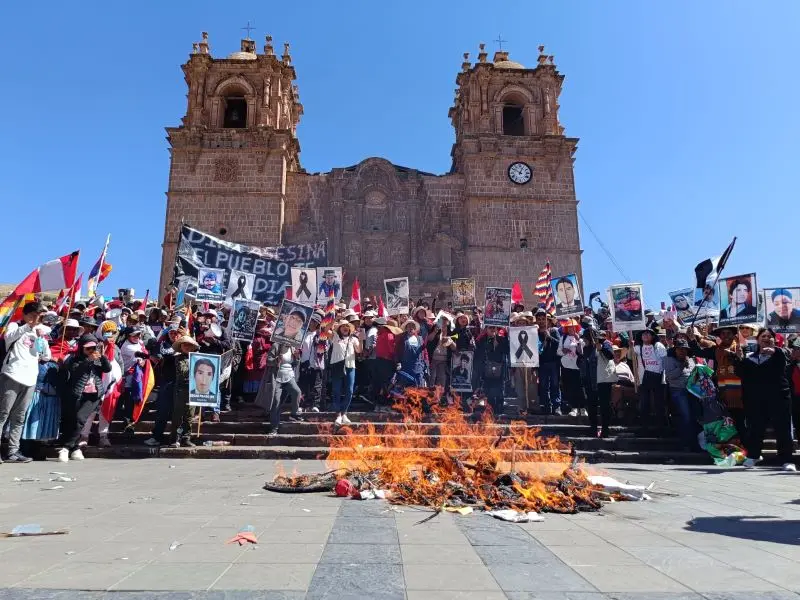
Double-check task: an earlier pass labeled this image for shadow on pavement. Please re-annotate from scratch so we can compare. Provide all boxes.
[686,515,800,546]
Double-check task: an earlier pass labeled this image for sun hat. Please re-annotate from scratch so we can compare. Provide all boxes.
[362,310,377,318]
[336,320,355,334]
[172,335,200,351]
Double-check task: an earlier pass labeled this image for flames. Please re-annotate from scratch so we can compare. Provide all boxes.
[297,387,608,514]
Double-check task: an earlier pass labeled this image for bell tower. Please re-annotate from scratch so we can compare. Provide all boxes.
[448,44,582,298]
[159,31,304,296]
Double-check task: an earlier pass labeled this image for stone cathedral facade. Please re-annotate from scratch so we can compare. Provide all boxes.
[160,33,582,303]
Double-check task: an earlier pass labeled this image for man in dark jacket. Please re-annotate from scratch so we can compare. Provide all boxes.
[535,309,562,415]
[196,311,232,421]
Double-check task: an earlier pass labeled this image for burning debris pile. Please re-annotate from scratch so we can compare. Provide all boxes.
[265,388,648,515]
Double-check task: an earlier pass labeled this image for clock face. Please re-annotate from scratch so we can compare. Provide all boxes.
[508,162,532,185]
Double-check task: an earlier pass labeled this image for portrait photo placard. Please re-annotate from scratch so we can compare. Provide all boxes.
[450,350,474,393]
[230,298,260,342]
[483,287,512,327]
[451,278,476,310]
[668,288,694,323]
[717,273,758,327]
[764,287,800,333]
[609,283,646,331]
[225,270,256,304]
[195,268,226,303]
[509,326,539,368]
[272,299,312,347]
[384,277,410,315]
[188,352,221,408]
[291,267,317,306]
[551,273,583,318]
[316,267,342,303]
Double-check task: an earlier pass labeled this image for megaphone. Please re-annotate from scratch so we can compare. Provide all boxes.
[208,323,223,338]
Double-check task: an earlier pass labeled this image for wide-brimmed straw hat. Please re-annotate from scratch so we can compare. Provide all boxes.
[336,320,355,334]
[172,335,200,351]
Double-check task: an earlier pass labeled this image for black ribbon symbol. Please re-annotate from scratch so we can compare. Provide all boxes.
[297,271,312,299]
[515,330,533,360]
[231,275,248,299]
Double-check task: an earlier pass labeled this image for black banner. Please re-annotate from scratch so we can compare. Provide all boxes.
[172,225,327,305]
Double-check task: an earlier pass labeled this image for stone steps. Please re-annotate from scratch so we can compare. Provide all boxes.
[77,405,794,465]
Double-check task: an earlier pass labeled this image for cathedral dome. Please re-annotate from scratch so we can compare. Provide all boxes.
[493,59,525,70]
[227,51,257,60]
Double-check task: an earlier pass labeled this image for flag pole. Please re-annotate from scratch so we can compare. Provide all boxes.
[689,236,737,327]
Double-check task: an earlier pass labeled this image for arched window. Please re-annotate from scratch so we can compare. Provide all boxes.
[503,104,525,136]
[223,96,247,128]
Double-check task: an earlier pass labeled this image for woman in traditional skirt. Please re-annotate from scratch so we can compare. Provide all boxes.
[20,359,62,460]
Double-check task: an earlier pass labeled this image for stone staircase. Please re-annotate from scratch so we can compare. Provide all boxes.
[71,401,797,465]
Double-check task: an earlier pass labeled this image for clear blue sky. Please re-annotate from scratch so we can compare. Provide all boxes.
[1,1,798,305]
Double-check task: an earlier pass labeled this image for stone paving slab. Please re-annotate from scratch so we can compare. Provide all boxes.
[1,459,800,598]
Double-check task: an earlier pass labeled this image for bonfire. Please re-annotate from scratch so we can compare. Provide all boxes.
[265,388,643,515]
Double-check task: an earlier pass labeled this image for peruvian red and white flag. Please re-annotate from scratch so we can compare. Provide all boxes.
[37,251,79,291]
[14,251,80,294]
[54,273,83,315]
[378,295,387,318]
[349,278,362,313]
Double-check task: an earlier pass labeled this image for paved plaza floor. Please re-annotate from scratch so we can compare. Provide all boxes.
[1,459,800,599]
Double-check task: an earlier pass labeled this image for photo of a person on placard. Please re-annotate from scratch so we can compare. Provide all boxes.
[199,270,223,295]
[553,275,582,314]
[274,308,308,344]
[190,357,216,396]
[318,269,340,299]
[451,353,472,388]
[767,288,800,327]
[719,276,757,320]
[613,286,642,322]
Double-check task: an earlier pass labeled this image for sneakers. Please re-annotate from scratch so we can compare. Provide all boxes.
[77,437,89,448]
[334,415,343,426]
[98,437,111,448]
[179,439,195,448]
[568,409,579,417]
[341,415,352,425]
[5,453,32,463]
[167,441,180,448]
[69,449,85,461]
[288,414,306,423]
[782,463,797,472]
[57,448,69,462]
[579,408,589,417]
[220,404,232,413]
[143,437,161,447]
[553,408,563,416]
[210,413,221,423]
[310,407,320,413]
[743,458,758,468]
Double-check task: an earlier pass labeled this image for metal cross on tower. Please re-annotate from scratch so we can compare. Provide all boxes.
[241,21,255,39]
[494,34,508,50]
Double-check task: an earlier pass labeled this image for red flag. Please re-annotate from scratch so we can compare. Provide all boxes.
[65,274,83,313]
[378,295,387,318]
[54,288,67,314]
[511,279,524,305]
[349,278,362,313]
[139,289,150,312]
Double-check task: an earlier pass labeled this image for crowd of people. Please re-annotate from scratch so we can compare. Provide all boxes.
[0,290,798,471]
